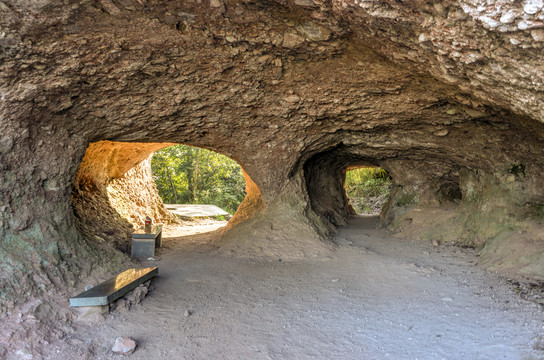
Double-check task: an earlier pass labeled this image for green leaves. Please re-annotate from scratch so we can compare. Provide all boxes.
[151,145,245,214]
[345,167,391,214]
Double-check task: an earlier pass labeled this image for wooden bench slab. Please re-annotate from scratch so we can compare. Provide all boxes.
[69,267,158,307]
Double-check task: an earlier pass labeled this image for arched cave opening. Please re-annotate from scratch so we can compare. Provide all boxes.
[302,145,394,230]
[302,142,471,241]
[71,141,256,255]
[344,166,392,215]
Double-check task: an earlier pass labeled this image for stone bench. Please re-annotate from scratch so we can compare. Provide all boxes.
[69,267,158,307]
[131,225,162,258]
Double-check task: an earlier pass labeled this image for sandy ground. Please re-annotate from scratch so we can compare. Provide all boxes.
[44,216,544,360]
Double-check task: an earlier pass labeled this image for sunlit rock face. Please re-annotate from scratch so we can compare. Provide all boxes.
[1,0,544,311]
[72,141,177,252]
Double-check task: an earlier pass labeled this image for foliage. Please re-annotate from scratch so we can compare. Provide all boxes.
[345,167,391,214]
[151,145,246,214]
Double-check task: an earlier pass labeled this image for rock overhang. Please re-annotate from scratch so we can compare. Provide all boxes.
[0,0,544,311]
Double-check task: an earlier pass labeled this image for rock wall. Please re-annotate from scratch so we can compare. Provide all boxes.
[1,0,544,314]
[72,141,178,252]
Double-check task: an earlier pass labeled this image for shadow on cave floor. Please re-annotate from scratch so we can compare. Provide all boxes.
[51,216,544,359]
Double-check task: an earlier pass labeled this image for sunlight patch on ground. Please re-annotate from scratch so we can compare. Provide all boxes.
[162,218,227,239]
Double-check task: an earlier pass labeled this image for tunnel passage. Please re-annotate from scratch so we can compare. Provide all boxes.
[344,166,392,215]
[299,112,544,257]
[3,0,544,317]
[303,146,380,229]
[302,144,464,233]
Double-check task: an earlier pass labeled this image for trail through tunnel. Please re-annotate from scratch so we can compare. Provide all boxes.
[2,1,544,356]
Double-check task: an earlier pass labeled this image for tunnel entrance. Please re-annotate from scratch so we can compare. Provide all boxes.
[344,166,391,215]
[71,141,254,254]
[302,146,394,229]
[150,144,246,219]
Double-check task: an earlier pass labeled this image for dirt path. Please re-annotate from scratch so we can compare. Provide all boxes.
[47,216,544,359]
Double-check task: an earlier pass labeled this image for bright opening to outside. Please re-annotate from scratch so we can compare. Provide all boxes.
[151,145,246,217]
[345,167,391,215]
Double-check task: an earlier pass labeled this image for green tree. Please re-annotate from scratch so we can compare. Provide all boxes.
[345,167,391,214]
[151,145,246,214]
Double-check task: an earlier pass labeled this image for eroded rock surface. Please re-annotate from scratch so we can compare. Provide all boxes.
[72,141,177,252]
[1,0,544,345]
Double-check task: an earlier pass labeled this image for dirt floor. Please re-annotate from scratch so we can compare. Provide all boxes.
[41,216,544,359]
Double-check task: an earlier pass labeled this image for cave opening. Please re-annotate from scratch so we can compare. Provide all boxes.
[302,144,395,230]
[71,140,254,254]
[150,144,246,219]
[344,166,392,216]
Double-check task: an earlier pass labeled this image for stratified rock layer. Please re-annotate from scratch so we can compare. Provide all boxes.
[1,0,544,319]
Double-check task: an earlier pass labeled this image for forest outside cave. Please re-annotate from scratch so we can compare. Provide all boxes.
[151,145,246,217]
[345,167,392,215]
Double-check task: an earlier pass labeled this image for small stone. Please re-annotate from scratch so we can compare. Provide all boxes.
[296,21,331,41]
[164,15,178,25]
[112,337,137,355]
[294,0,315,6]
[465,108,488,118]
[331,278,340,283]
[531,29,544,41]
[441,297,453,302]
[518,21,530,30]
[99,0,122,16]
[209,0,222,8]
[284,95,300,103]
[434,129,449,137]
[510,38,521,45]
[418,33,429,43]
[524,0,543,15]
[113,299,130,312]
[282,32,305,48]
[500,10,517,24]
[184,310,191,317]
[178,11,196,21]
[76,306,108,324]
[446,109,457,115]
[257,55,273,65]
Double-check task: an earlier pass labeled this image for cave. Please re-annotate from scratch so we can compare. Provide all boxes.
[343,166,392,215]
[2,0,544,357]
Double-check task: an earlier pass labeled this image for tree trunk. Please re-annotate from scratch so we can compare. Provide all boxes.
[166,166,179,203]
[193,148,202,202]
